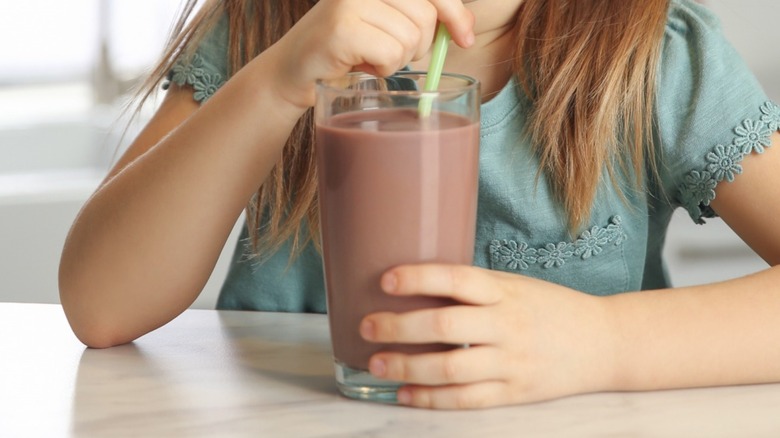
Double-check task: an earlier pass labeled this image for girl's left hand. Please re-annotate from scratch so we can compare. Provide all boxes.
[359,264,618,409]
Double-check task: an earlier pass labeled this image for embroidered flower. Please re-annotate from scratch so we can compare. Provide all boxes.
[606,216,627,245]
[490,240,537,270]
[677,102,778,224]
[489,216,626,271]
[170,53,206,86]
[705,144,743,182]
[574,226,610,260]
[681,170,717,208]
[760,101,780,132]
[193,73,225,102]
[734,119,773,154]
[537,242,574,269]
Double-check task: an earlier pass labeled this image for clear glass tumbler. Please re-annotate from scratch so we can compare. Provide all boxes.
[315,71,480,403]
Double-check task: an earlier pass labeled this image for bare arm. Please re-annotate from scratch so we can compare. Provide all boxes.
[59,46,305,348]
[608,130,780,391]
[353,132,780,408]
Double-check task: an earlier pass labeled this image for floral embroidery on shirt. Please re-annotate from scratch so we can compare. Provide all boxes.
[678,101,779,224]
[170,54,206,85]
[490,216,625,271]
[164,53,226,103]
[681,170,718,210]
[537,242,574,268]
[491,241,538,270]
[605,215,627,245]
[193,73,225,102]
[573,226,610,260]
[734,119,773,154]
[759,102,780,132]
[705,144,742,182]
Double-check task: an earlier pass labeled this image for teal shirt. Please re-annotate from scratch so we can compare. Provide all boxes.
[166,0,780,313]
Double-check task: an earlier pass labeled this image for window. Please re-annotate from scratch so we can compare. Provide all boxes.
[0,0,184,124]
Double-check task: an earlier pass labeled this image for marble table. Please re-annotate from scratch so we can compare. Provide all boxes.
[2,303,780,437]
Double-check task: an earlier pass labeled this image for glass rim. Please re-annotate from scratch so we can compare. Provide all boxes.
[315,71,480,97]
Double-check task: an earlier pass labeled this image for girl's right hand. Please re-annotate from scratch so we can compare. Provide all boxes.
[268,0,475,110]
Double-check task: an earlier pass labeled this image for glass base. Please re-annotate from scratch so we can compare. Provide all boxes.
[334,361,403,404]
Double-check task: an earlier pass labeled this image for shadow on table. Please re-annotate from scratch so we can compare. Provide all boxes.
[69,343,192,435]
[215,310,336,396]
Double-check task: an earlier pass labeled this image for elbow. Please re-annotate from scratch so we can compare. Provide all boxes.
[72,327,129,350]
[59,263,134,349]
[58,241,188,349]
[60,300,136,349]
[58,230,146,348]
[70,310,132,349]
[59,293,135,349]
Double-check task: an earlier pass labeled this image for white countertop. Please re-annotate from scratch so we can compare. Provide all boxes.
[2,303,780,437]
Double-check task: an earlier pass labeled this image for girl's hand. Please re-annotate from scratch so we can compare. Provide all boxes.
[268,0,475,109]
[359,265,618,409]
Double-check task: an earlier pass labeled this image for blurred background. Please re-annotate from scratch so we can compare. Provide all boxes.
[0,0,778,308]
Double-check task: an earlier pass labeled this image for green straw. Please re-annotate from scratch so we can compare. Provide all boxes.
[418,23,451,118]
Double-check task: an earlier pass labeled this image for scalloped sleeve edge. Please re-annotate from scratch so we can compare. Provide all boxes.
[161,52,226,104]
[677,101,780,224]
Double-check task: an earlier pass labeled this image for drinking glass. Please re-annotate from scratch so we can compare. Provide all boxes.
[315,71,480,403]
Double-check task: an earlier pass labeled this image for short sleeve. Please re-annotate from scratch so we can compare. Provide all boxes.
[655,0,780,224]
[162,13,229,103]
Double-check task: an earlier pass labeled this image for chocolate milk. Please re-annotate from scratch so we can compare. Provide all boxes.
[316,108,480,370]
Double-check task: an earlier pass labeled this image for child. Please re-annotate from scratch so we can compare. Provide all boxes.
[59,0,780,409]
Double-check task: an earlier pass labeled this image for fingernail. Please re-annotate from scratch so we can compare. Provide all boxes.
[465,32,475,47]
[381,272,398,293]
[360,319,375,340]
[369,358,386,377]
[397,389,412,405]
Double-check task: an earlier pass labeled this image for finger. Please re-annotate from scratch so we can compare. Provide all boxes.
[380,0,438,60]
[369,346,508,385]
[362,305,500,344]
[344,24,409,77]
[381,264,503,305]
[361,2,426,63]
[398,381,511,410]
[427,0,475,47]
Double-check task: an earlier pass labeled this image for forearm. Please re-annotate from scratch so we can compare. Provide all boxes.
[606,265,780,391]
[59,46,305,348]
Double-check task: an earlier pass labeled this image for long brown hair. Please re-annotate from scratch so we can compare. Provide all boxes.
[134,0,670,256]
[514,0,669,229]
